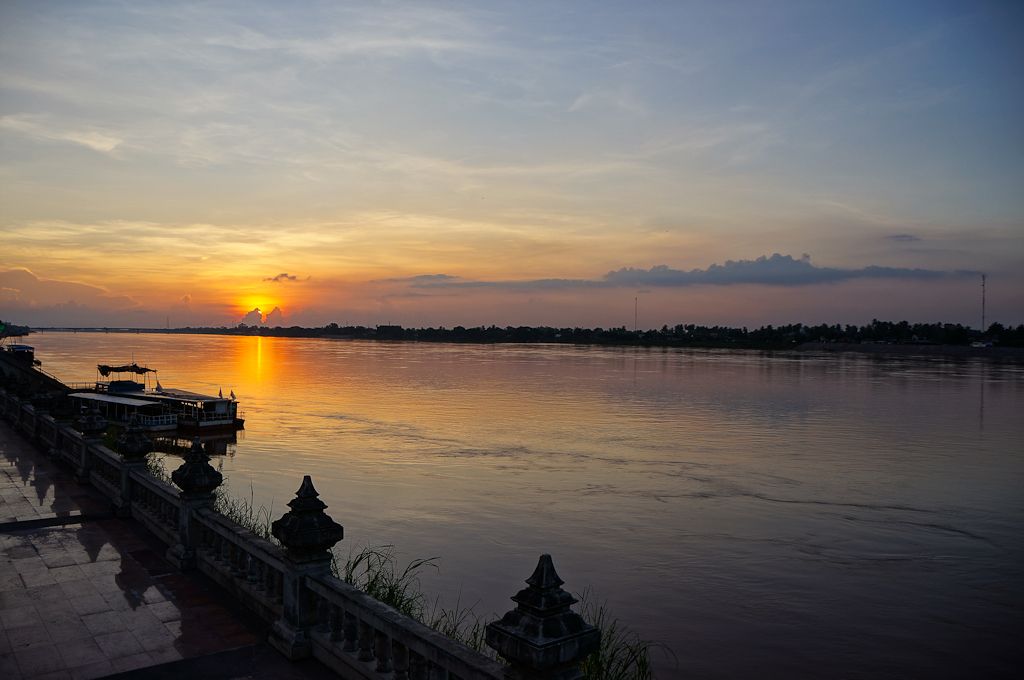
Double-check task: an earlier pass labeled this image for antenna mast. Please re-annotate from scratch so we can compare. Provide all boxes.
[981,274,986,332]
[634,297,638,333]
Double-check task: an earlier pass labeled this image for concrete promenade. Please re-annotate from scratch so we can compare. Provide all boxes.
[0,421,333,680]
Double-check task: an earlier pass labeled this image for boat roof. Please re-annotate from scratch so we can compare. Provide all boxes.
[69,392,159,408]
[144,389,228,403]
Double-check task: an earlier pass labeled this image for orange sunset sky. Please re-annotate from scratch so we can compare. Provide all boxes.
[2,2,1022,329]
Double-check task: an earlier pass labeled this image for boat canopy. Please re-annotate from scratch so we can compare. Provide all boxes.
[142,389,227,404]
[97,363,156,376]
[69,392,159,408]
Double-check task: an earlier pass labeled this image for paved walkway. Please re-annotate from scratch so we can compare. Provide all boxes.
[0,422,333,680]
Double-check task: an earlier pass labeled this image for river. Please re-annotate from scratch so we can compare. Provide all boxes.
[22,332,1024,678]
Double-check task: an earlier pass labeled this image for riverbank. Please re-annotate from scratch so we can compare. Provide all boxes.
[795,341,1024,359]
[25,326,1024,360]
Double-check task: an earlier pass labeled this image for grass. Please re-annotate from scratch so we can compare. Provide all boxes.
[335,545,492,654]
[213,483,276,542]
[144,452,173,483]
[424,593,489,653]
[577,589,671,680]
[338,545,437,620]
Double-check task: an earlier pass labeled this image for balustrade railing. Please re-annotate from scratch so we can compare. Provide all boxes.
[19,403,34,437]
[307,574,506,680]
[193,507,287,622]
[129,470,182,547]
[38,415,57,449]
[58,428,83,468]
[88,445,122,503]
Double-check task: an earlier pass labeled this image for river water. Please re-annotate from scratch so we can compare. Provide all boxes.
[23,332,1024,678]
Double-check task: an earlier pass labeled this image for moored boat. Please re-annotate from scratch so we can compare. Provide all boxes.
[69,363,243,433]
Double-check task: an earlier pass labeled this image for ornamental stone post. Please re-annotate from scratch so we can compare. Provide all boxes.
[268,475,344,660]
[116,416,152,517]
[486,554,600,680]
[168,437,223,569]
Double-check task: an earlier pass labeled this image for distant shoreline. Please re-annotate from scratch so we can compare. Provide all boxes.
[793,342,1024,359]
[21,326,1024,359]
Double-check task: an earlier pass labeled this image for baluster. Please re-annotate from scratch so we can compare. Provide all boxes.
[374,630,392,673]
[316,597,330,632]
[409,652,428,680]
[427,663,448,680]
[247,555,260,584]
[392,641,410,680]
[328,604,342,642]
[229,543,241,575]
[263,565,276,595]
[357,620,375,662]
[343,611,358,653]
[274,571,284,602]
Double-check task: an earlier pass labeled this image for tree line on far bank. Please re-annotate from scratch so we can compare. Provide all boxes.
[211,319,1023,349]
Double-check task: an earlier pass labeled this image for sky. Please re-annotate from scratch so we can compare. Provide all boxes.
[1,0,1022,329]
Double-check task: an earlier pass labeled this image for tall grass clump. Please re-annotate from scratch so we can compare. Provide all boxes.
[339,545,438,621]
[214,483,276,542]
[577,589,669,680]
[334,546,490,654]
[425,594,490,654]
[144,452,173,484]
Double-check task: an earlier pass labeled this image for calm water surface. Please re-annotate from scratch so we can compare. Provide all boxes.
[26,333,1024,678]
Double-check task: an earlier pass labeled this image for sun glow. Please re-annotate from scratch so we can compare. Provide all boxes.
[238,295,279,316]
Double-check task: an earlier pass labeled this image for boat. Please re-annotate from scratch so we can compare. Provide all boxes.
[68,363,244,433]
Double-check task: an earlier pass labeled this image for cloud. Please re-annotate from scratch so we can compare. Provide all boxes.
[265,306,284,326]
[263,272,304,283]
[602,254,974,286]
[376,273,461,284]
[885,233,923,242]
[407,254,978,291]
[0,114,122,154]
[240,307,264,326]
[0,268,137,307]
[0,268,143,326]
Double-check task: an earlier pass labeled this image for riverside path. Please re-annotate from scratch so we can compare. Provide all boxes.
[0,420,334,679]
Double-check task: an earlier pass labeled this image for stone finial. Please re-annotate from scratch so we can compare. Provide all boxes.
[77,405,108,438]
[171,437,223,496]
[486,555,600,680]
[271,476,344,562]
[117,416,153,461]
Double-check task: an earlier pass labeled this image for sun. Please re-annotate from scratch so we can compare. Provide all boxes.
[238,295,279,315]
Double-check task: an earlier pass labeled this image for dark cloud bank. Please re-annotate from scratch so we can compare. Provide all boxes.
[263,273,309,283]
[405,254,978,291]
